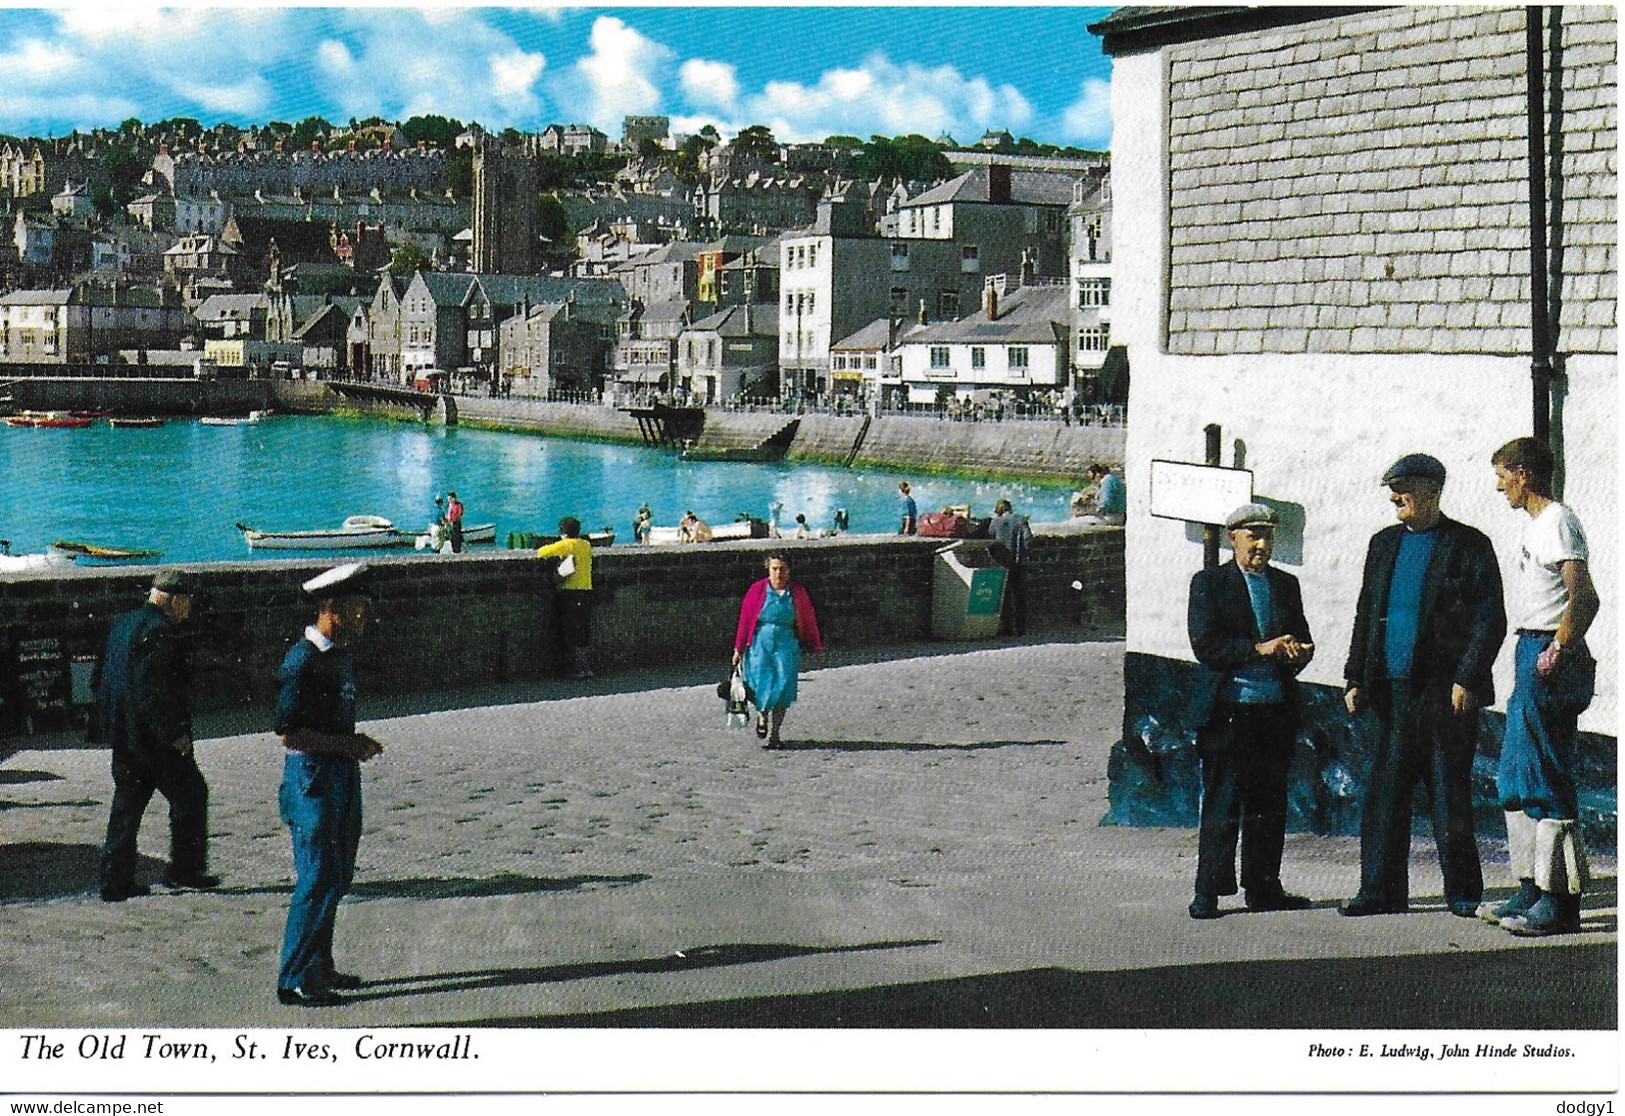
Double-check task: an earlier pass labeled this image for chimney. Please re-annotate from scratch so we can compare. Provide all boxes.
[988,164,1011,205]
[917,299,928,327]
[1019,247,1034,288]
[983,278,998,321]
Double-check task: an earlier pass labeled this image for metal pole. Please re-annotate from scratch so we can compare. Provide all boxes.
[1203,422,1221,569]
[1526,5,1552,445]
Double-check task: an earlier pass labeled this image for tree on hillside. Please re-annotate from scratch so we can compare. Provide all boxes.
[537,193,570,251]
[390,242,434,277]
[119,117,143,136]
[399,114,465,150]
[850,134,950,183]
[824,134,862,150]
[670,131,717,184]
[291,116,333,150]
[730,124,778,163]
[102,146,147,208]
[153,117,203,143]
[637,137,664,160]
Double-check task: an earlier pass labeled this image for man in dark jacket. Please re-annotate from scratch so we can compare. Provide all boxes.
[95,568,218,902]
[1340,453,1505,917]
[1186,503,1315,919]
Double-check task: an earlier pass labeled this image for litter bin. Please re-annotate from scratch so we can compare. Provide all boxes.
[931,540,1008,639]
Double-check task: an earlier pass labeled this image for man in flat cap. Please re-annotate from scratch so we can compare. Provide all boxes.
[1341,453,1504,917]
[1185,503,1315,919]
[94,568,219,901]
[274,562,384,1007]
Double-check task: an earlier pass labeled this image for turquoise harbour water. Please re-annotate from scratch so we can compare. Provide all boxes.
[0,414,1077,564]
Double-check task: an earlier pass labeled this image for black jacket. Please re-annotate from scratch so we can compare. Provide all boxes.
[1343,515,1505,705]
[1186,561,1314,729]
[89,602,191,754]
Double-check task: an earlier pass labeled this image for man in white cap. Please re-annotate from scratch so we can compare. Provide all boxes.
[274,562,384,1006]
[1341,453,1505,918]
[1486,436,1600,936]
[94,568,219,901]
[1185,503,1315,919]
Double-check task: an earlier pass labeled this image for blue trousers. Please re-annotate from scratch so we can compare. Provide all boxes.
[1498,632,1594,820]
[278,752,362,992]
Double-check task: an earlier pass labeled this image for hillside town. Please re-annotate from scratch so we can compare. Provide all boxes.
[0,115,1120,418]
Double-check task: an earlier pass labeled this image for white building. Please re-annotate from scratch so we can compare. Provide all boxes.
[1092,7,1616,773]
[894,280,1068,404]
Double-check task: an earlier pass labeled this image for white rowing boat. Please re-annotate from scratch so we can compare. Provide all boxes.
[413,522,497,552]
[237,514,410,550]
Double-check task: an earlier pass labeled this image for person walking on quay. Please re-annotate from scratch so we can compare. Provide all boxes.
[1185,504,1315,920]
[899,482,918,535]
[274,562,385,1007]
[1340,454,1505,919]
[537,517,596,681]
[1484,437,1601,937]
[444,491,465,553]
[988,498,1033,637]
[733,554,824,749]
[94,568,218,902]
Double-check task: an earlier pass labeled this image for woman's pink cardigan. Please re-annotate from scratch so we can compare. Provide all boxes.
[734,578,824,654]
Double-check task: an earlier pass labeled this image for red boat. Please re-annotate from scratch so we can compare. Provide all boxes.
[4,411,95,428]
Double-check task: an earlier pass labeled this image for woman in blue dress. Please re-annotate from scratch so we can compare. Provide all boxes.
[732,554,825,748]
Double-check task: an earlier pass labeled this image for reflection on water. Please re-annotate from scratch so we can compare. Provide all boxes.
[0,414,1076,563]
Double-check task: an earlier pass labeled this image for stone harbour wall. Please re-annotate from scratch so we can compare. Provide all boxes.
[0,528,1123,740]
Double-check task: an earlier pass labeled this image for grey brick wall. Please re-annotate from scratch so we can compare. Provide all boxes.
[1166,6,1616,356]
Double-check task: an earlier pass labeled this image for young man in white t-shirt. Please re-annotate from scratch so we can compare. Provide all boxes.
[1484,437,1601,936]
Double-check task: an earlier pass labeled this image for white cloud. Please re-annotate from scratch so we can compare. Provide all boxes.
[557,16,672,130]
[1060,77,1112,147]
[732,53,1032,144]
[167,76,273,118]
[491,50,547,104]
[679,59,739,112]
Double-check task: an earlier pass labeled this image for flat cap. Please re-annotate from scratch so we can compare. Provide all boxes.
[151,568,198,594]
[1224,503,1278,530]
[301,561,374,599]
[1381,453,1446,486]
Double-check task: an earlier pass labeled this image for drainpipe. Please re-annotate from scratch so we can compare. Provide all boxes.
[1526,5,1552,444]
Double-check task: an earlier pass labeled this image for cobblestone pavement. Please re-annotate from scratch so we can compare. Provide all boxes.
[0,639,1614,1030]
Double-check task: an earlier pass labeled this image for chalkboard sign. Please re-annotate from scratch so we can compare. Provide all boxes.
[14,636,72,733]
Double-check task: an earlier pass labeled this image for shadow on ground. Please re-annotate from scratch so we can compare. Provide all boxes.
[0,769,64,785]
[771,739,1068,752]
[213,872,649,901]
[355,940,938,1005]
[0,842,162,902]
[445,944,1617,1030]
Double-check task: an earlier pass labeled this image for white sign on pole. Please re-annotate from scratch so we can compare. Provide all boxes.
[1148,460,1254,524]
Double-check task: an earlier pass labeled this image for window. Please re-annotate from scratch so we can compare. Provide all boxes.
[1076,278,1112,309]
[807,244,818,268]
[1078,324,1111,351]
[930,347,951,369]
[971,346,985,370]
[806,292,815,315]
[938,290,959,319]
[833,354,846,371]
[889,287,909,315]
[864,355,876,370]
[960,244,979,272]
[890,241,909,271]
[1008,347,1029,369]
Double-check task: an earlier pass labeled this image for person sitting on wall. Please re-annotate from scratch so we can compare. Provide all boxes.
[1185,503,1315,920]
[678,510,713,544]
[1082,463,1126,525]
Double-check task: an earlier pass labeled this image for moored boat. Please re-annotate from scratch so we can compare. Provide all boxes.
[236,514,410,550]
[5,410,95,428]
[200,409,270,426]
[109,417,165,429]
[49,540,163,562]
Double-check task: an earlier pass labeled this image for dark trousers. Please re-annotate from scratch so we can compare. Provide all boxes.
[100,746,209,889]
[991,549,1027,636]
[1195,702,1295,897]
[1357,681,1482,905]
[278,752,362,992]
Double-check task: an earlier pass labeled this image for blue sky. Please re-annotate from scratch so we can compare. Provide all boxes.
[0,6,1114,147]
